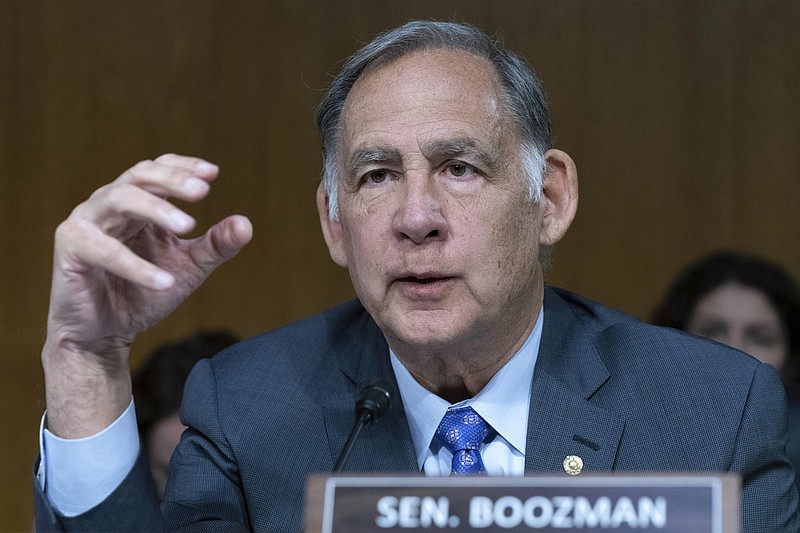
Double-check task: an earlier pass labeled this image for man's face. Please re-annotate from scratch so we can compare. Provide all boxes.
[325,49,545,357]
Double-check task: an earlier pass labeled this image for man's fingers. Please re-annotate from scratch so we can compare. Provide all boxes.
[116,155,218,202]
[77,154,220,238]
[58,228,175,290]
[189,215,253,271]
[53,155,240,292]
[153,154,219,177]
[81,183,197,236]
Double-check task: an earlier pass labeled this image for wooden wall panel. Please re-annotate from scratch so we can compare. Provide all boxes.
[1,1,798,528]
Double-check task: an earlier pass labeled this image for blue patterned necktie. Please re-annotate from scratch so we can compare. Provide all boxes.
[435,406,490,476]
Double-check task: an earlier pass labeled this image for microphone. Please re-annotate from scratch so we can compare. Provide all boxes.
[332,381,392,473]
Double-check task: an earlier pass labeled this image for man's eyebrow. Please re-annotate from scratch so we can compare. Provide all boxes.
[424,138,481,157]
[423,138,499,168]
[346,147,402,175]
[345,139,500,175]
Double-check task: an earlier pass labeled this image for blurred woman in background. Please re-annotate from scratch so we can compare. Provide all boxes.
[653,250,800,481]
[133,329,239,499]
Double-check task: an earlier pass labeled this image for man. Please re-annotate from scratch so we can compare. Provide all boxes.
[34,20,798,532]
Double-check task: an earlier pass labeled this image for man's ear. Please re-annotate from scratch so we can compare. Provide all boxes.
[316,182,348,267]
[539,149,578,246]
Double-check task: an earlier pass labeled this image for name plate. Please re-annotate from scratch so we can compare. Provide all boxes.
[305,474,739,532]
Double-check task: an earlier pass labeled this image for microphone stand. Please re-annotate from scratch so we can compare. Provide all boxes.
[332,382,391,473]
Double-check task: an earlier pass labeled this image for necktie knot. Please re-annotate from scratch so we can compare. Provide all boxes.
[435,406,490,475]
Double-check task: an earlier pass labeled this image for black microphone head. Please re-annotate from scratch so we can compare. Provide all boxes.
[355,381,392,425]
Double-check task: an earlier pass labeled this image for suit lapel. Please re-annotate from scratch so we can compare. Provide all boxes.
[322,306,418,473]
[525,288,625,473]
[320,292,626,475]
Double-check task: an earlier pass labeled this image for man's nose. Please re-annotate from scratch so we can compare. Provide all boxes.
[392,176,448,245]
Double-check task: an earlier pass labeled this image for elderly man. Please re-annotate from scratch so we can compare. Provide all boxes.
[35,21,797,532]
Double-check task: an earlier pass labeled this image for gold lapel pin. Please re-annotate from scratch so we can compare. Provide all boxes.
[563,455,583,475]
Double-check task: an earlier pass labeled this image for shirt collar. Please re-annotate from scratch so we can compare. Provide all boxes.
[390,308,543,469]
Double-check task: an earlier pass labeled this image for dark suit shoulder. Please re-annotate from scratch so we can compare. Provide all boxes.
[180,298,388,438]
[207,299,378,382]
[546,284,760,378]
[173,300,396,531]
[542,286,767,460]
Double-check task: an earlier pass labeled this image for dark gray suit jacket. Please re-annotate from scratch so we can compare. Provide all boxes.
[35,287,800,532]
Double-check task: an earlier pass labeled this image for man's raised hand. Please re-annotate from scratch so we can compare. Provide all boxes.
[43,154,252,438]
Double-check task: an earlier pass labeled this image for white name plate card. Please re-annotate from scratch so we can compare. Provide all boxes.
[305,474,739,532]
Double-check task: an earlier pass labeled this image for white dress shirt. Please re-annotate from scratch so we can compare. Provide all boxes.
[391,309,542,475]
[39,309,543,515]
[38,399,140,516]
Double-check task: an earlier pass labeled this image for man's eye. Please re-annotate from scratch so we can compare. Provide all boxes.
[365,170,388,184]
[450,164,467,176]
[446,163,474,178]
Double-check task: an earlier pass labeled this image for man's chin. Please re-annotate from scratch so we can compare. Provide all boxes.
[381,312,469,354]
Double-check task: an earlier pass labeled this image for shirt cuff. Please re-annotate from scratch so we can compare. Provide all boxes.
[38,399,141,517]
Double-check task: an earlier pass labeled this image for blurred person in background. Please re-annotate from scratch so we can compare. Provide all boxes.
[133,329,239,499]
[652,250,800,480]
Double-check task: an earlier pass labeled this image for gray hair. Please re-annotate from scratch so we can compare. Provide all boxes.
[316,20,552,220]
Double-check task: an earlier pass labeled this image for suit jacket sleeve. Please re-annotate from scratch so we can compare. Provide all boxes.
[33,451,165,532]
[34,357,253,532]
[735,363,800,532]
